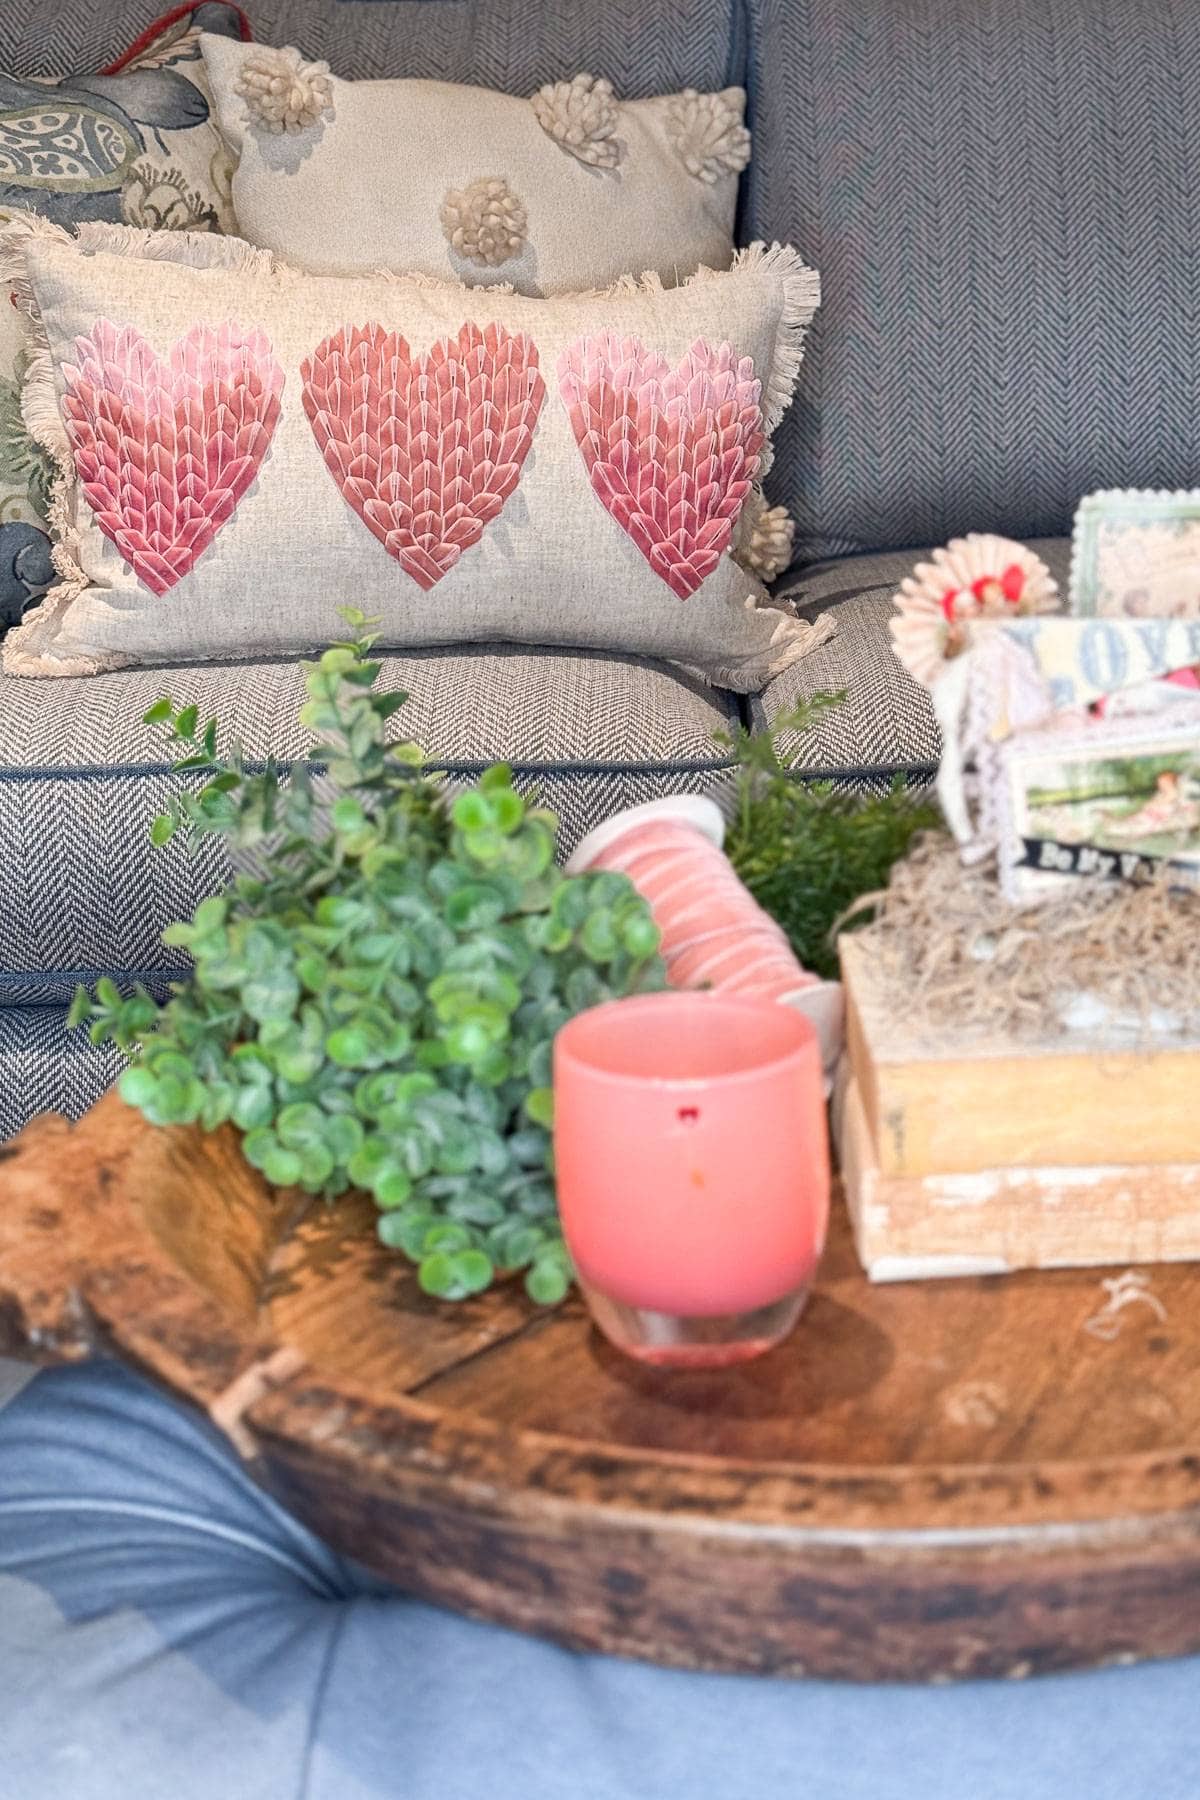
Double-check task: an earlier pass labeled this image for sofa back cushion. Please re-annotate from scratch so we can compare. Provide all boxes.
[743,0,1200,562]
[10,1,742,93]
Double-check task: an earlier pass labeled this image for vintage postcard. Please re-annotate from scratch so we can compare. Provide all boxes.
[994,716,1200,903]
[1070,489,1200,619]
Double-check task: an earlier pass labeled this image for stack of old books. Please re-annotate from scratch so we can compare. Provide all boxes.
[835,935,1200,1282]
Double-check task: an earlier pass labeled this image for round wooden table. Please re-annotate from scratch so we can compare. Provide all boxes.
[5,1089,1200,1682]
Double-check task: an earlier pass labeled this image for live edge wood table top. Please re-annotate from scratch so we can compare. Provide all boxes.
[5,1089,1200,1683]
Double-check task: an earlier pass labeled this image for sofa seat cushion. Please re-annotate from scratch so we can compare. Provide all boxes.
[0,645,736,1008]
[753,539,1071,781]
[0,1007,123,1140]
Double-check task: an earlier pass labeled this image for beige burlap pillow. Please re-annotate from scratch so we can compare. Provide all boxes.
[0,220,829,690]
[200,33,748,296]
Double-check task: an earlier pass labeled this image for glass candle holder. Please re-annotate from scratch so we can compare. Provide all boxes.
[553,992,829,1367]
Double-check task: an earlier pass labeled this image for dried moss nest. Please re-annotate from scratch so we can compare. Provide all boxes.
[846,836,1200,1042]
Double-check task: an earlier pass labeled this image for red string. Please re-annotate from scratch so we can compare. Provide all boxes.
[102,2,253,76]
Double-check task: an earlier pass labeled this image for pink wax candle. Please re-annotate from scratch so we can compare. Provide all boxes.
[554,992,829,1366]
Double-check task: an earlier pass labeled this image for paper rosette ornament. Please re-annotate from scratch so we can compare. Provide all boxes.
[890,534,1060,689]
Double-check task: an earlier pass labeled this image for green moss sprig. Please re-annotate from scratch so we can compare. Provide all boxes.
[717,694,943,979]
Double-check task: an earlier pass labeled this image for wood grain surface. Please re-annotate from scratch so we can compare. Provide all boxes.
[6,1089,1200,1681]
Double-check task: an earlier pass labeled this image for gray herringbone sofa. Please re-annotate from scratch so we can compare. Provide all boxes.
[4,0,1198,1137]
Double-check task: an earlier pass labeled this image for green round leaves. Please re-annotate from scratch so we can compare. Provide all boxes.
[418,1248,494,1300]
[76,627,668,1308]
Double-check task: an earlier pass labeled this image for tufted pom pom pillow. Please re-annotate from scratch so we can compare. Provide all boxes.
[200,33,748,298]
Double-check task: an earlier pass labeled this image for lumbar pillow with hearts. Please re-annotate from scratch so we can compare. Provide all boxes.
[0,218,825,690]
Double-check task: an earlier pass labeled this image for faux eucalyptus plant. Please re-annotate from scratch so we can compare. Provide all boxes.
[70,612,664,1305]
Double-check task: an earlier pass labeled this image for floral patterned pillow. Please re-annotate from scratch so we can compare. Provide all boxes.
[0,220,827,692]
[0,2,250,631]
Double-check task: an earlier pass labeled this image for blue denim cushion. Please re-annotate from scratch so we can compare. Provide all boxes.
[0,1360,1197,1800]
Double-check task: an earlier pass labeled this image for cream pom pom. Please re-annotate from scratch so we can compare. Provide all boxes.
[666,87,751,183]
[738,496,795,581]
[440,177,528,267]
[236,45,334,136]
[531,73,621,169]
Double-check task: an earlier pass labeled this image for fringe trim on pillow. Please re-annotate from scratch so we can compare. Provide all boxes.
[0,212,128,676]
[687,598,835,694]
[79,227,507,294]
[74,220,292,277]
[0,388,121,678]
[758,606,836,683]
[0,208,72,327]
[587,268,666,299]
[722,241,820,447]
[371,265,510,295]
[42,218,492,293]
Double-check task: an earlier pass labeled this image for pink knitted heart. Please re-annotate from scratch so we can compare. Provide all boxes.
[300,322,546,590]
[558,333,765,599]
[62,321,285,596]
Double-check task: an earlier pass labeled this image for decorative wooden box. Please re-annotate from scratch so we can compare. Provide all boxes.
[14,1091,1200,1682]
[837,935,1200,1280]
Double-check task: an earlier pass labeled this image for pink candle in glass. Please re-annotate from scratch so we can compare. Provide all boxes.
[554,992,829,1365]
